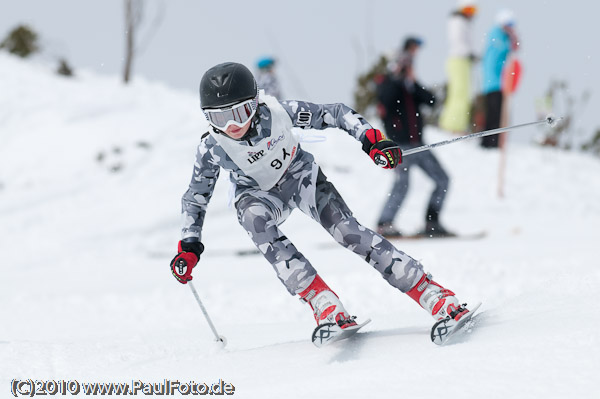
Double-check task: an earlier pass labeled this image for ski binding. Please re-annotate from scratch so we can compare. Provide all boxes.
[311,318,371,348]
[430,302,482,345]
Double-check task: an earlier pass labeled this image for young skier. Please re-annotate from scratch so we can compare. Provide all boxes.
[170,62,473,343]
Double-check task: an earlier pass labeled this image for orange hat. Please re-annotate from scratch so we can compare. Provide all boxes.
[458,0,478,16]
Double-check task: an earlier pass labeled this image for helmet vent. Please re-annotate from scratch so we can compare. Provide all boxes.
[210,73,230,88]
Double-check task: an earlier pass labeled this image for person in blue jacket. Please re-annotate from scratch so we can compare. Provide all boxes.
[256,56,283,99]
[481,9,519,148]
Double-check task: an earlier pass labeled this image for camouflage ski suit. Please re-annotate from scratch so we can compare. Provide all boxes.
[181,93,425,295]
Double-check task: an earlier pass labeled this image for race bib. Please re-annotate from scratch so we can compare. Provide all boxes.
[212,94,299,190]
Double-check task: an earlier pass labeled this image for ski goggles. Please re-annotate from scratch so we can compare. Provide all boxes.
[202,97,258,130]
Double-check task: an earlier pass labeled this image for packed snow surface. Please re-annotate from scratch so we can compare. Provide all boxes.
[1,54,598,398]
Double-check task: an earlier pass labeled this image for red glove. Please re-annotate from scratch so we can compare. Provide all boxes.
[170,240,204,284]
[361,129,402,169]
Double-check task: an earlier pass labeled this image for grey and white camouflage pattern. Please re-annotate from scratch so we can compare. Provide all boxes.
[180,93,425,296]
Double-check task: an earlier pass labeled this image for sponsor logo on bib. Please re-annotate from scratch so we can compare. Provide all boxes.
[247,150,265,164]
[267,134,285,151]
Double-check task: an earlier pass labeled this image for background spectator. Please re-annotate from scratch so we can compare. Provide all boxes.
[256,56,283,99]
[375,37,454,238]
[439,0,478,134]
[481,9,519,148]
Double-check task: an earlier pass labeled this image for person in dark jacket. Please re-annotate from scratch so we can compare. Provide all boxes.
[375,37,454,237]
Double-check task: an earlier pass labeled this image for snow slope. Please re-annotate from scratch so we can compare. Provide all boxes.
[1,54,599,398]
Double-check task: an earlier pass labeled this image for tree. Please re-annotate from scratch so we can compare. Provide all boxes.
[536,79,590,149]
[353,55,388,118]
[581,129,600,156]
[122,0,164,84]
[123,0,141,84]
[57,58,74,77]
[0,25,40,58]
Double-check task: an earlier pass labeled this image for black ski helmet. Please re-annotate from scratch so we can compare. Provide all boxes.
[199,62,258,109]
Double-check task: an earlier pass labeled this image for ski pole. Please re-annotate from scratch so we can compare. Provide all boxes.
[188,281,227,346]
[398,116,562,157]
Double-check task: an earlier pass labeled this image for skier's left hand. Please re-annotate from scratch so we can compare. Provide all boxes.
[362,128,402,169]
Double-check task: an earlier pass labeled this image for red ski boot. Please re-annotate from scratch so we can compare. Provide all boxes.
[406,273,469,322]
[299,275,357,329]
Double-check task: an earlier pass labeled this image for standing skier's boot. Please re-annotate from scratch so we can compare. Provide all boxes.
[376,222,403,238]
[423,206,456,237]
[299,275,357,329]
[406,273,469,321]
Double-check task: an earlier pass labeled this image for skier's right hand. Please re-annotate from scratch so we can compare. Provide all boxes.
[170,239,204,284]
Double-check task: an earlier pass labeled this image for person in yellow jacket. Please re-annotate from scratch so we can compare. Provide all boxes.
[439,1,478,133]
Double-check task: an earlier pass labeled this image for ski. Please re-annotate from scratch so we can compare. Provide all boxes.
[431,302,482,345]
[233,232,487,257]
[311,318,371,348]
[385,231,487,241]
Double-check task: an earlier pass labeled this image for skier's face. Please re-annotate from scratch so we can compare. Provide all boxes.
[203,96,258,139]
[224,119,252,140]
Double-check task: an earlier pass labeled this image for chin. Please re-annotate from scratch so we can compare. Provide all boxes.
[225,124,250,139]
